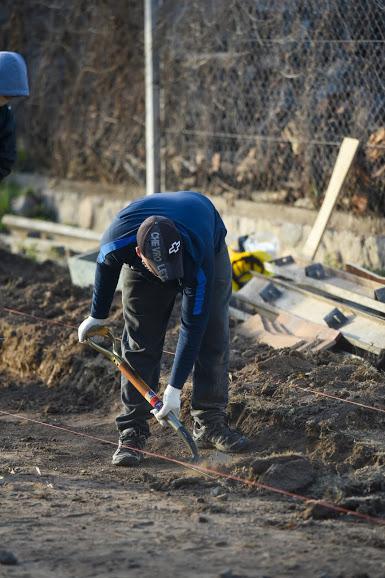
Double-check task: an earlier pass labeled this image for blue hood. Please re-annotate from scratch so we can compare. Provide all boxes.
[0,52,29,97]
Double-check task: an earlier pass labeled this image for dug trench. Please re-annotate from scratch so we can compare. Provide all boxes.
[1,247,385,578]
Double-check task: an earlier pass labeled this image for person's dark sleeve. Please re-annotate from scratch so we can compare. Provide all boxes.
[91,259,122,318]
[0,107,17,181]
[90,242,132,318]
[169,254,214,389]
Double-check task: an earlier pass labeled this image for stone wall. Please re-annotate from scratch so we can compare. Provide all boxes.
[8,173,385,270]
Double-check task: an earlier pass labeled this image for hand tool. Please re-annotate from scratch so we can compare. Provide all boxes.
[85,326,199,462]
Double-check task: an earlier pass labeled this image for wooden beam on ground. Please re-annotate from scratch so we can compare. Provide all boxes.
[238,276,385,356]
[345,263,385,285]
[269,259,385,317]
[302,137,359,261]
[1,214,100,251]
[251,270,384,323]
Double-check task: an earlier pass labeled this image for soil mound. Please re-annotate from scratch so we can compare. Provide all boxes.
[0,249,123,412]
[2,248,385,515]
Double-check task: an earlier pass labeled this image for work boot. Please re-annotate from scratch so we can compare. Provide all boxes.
[192,412,250,453]
[112,427,147,467]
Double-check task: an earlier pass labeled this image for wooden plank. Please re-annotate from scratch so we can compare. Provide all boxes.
[322,264,384,292]
[269,260,385,316]
[345,263,385,285]
[251,271,383,323]
[238,311,339,352]
[302,137,359,260]
[292,257,383,293]
[1,214,100,242]
[238,277,385,356]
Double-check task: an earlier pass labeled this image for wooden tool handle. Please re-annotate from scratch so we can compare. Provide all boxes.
[118,361,162,410]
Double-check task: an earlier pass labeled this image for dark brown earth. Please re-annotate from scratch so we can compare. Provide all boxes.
[1,248,385,578]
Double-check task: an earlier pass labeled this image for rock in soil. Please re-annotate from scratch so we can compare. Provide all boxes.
[0,550,18,565]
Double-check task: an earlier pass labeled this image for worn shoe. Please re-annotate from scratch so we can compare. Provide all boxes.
[192,413,250,453]
[112,428,147,467]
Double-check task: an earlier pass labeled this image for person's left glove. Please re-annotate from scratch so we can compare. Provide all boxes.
[78,316,107,342]
[151,384,181,426]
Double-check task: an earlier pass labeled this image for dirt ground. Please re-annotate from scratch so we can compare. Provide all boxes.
[1,248,385,578]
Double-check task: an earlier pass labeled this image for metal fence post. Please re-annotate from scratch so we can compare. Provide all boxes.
[145,0,161,195]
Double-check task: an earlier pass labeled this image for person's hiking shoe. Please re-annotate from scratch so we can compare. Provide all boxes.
[192,414,250,453]
[112,428,147,466]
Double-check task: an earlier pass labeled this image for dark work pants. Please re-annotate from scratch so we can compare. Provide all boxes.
[115,242,232,435]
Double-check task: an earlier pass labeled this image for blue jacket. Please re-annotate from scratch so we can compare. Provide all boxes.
[0,105,16,181]
[92,191,227,389]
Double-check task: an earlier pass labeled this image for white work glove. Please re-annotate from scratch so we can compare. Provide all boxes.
[151,384,181,426]
[78,316,107,342]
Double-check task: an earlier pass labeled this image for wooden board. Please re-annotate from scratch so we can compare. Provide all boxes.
[322,263,385,292]
[1,214,100,242]
[302,137,359,260]
[238,277,385,356]
[269,260,385,316]
[238,311,339,352]
[345,263,385,285]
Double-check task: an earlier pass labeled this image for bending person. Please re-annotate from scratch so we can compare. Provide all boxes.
[78,191,250,466]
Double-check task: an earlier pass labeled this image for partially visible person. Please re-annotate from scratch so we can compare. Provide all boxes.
[0,51,29,181]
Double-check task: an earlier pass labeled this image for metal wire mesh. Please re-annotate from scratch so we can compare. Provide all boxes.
[160,0,385,214]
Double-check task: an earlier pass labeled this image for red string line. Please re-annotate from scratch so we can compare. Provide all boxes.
[2,304,385,524]
[2,305,385,415]
[0,408,384,526]
[1,306,77,330]
[290,383,385,415]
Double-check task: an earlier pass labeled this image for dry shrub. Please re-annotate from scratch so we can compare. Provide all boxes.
[0,0,145,185]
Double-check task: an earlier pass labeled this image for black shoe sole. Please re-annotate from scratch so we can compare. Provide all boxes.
[112,459,143,467]
[194,439,251,453]
[112,454,143,467]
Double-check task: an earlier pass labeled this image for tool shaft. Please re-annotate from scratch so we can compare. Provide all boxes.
[85,327,199,460]
[118,361,162,410]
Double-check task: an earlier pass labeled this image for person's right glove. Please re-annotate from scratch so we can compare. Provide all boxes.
[78,316,107,342]
[151,384,181,426]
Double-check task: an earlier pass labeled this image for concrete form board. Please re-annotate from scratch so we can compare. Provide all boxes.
[238,277,385,355]
[270,260,385,316]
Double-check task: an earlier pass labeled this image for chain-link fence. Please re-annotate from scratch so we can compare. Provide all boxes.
[1,0,385,215]
[160,0,385,214]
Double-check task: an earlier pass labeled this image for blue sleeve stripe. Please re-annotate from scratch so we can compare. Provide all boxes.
[97,234,137,263]
[192,268,207,315]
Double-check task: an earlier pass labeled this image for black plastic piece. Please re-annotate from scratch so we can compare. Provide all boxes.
[259,282,283,303]
[305,263,326,280]
[374,287,385,303]
[323,308,349,329]
[271,255,295,267]
[238,235,249,251]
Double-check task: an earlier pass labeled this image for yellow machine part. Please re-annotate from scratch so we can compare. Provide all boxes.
[228,246,271,291]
